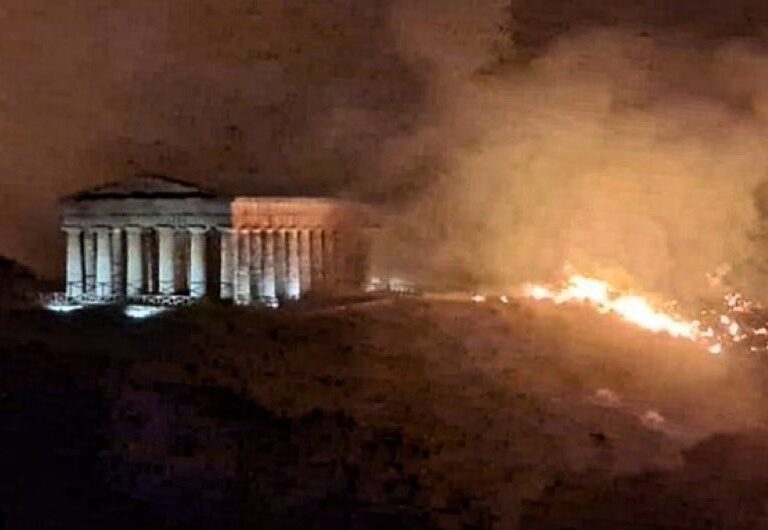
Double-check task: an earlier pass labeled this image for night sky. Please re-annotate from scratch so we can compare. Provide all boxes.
[4,0,768,295]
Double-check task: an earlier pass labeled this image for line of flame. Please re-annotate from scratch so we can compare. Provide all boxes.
[520,275,723,354]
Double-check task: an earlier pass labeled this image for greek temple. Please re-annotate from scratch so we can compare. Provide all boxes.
[59,175,375,307]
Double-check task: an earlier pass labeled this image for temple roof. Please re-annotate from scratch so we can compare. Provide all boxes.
[63,174,222,202]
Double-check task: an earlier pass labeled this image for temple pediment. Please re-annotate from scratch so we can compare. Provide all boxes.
[64,174,220,201]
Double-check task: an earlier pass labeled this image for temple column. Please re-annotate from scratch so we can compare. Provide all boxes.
[250,230,263,300]
[219,228,234,300]
[285,229,301,300]
[299,229,311,295]
[231,230,240,300]
[323,230,336,291]
[286,229,300,299]
[125,226,143,297]
[310,228,323,288]
[274,229,287,298]
[235,229,251,303]
[63,227,83,298]
[111,227,124,296]
[334,231,347,289]
[262,229,276,302]
[83,230,96,294]
[188,226,207,298]
[143,232,155,293]
[358,229,374,289]
[156,226,176,295]
[94,227,113,299]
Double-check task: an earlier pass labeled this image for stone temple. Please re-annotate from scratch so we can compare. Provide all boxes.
[59,175,375,307]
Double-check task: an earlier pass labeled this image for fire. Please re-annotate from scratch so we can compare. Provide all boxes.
[521,274,720,352]
[521,273,768,355]
[522,274,768,355]
[610,295,699,339]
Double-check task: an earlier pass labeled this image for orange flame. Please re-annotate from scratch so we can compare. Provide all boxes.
[521,274,723,353]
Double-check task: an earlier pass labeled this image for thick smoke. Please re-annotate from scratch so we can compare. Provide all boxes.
[0,0,424,276]
[5,0,768,301]
[376,0,768,303]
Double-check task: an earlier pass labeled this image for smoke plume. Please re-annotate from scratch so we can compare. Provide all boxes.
[0,0,424,275]
[376,0,768,303]
[5,0,768,302]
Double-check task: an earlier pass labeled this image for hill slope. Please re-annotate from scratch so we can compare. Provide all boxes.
[0,256,42,308]
[1,297,767,529]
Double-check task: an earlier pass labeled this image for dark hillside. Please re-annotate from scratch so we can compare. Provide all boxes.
[0,256,43,309]
[1,298,767,528]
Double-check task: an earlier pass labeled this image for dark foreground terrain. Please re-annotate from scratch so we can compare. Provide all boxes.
[2,296,768,529]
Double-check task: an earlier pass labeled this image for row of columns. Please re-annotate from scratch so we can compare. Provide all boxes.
[221,228,345,305]
[64,225,368,304]
[63,225,210,299]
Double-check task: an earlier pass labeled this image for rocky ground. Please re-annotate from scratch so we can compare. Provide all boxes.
[2,295,768,529]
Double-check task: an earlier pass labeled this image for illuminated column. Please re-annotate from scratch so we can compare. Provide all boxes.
[299,229,311,295]
[261,229,277,302]
[250,230,263,300]
[219,227,234,300]
[236,228,251,303]
[274,229,287,298]
[231,229,240,300]
[310,228,323,289]
[143,232,155,293]
[323,230,336,291]
[125,226,143,297]
[94,227,113,299]
[111,227,124,296]
[188,226,207,298]
[286,229,300,299]
[156,226,176,295]
[63,226,83,298]
[83,230,96,294]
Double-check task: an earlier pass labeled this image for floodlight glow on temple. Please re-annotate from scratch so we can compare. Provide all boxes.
[123,305,168,319]
[53,175,377,310]
[45,302,84,313]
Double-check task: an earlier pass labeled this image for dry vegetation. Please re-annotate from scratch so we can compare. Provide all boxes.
[2,296,768,528]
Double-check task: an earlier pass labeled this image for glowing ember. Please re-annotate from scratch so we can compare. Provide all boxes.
[527,286,553,301]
